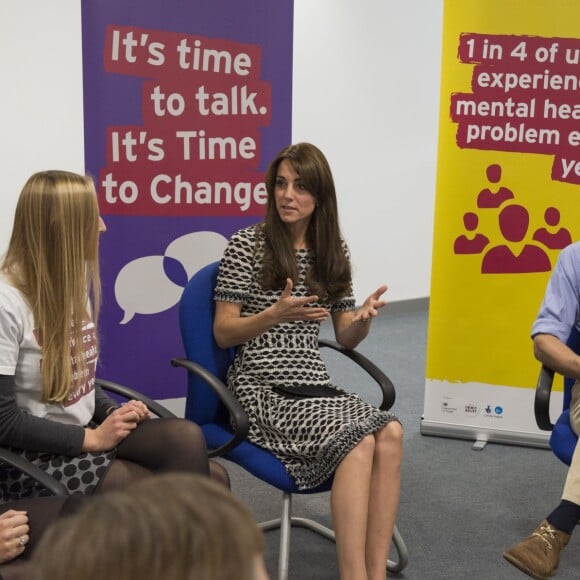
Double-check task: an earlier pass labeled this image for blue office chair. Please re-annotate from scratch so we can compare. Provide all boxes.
[171,261,408,580]
[534,326,580,464]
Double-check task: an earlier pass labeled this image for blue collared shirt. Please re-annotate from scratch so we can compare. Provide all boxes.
[532,242,580,341]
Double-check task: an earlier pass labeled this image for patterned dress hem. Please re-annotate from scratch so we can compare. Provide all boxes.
[287,412,400,491]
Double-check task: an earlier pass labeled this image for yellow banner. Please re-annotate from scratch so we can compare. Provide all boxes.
[427,0,580,387]
[424,0,580,441]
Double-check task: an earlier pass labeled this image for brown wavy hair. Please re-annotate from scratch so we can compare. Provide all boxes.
[260,142,351,301]
[1,170,101,403]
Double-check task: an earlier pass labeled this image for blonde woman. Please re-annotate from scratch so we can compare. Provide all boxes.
[31,473,268,580]
[0,171,225,562]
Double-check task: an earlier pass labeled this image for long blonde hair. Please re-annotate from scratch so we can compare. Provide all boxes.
[1,170,101,403]
[31,473,265,580]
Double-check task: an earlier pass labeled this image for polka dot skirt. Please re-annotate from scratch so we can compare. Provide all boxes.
[0,448,116,501]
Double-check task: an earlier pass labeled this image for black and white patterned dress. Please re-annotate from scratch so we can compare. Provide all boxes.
[214,225,399,490]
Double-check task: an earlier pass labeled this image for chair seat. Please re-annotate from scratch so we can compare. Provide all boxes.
[203,424,333,494]
[550,409,578,466]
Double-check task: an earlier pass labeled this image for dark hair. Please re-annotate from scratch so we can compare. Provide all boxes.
[260,143,351,301]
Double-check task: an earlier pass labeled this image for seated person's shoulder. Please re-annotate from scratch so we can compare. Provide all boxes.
[559,241,580,261]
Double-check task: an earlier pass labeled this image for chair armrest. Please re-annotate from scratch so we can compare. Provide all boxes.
[0,448,69,497]
[534,365,555,431]
[170,358,250,457]
[95,378,177,419]
[319,338,396,411]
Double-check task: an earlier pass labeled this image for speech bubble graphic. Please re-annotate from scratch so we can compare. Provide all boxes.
[165,231,228,279]
[163,255,189,287]
[115,255,184,324]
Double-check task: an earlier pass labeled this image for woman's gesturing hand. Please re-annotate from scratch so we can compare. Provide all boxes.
[0,510,29,564]
[351,285,388,324]
[271,279,330,323]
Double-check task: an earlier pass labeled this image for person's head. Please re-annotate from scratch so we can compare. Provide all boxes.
[264,142,339,242]
[31,473,267,580]
[1,170,102,402]
[261,143,350,300]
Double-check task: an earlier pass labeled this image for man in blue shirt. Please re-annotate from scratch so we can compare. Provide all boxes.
[503,242,580,579]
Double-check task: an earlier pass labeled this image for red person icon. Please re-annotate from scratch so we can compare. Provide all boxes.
[532,206,572,250]
[481,204,551,274]
[454,212,489,254]
[477,164,515,209]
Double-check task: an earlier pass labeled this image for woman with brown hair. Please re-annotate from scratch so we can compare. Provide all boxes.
[0,171,224,571]
[213,143,403,580]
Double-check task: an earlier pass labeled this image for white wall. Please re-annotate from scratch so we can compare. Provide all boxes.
[0,1,85,251]
[0,0,442,302]
[293,2,442,301]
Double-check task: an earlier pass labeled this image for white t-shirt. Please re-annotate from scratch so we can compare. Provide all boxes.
[0,274,96,427]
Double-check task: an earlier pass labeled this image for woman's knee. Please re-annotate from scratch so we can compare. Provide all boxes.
[375,421,403,455]
[116,418,210,476]
[348,434,376,462]
[155,418,207,450]
[147,418,210,469]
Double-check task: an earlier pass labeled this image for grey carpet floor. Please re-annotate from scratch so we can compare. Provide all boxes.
[217,305,580,579]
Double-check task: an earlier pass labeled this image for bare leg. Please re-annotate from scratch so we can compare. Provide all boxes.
[366,421,403,580]
[331,435,375,580]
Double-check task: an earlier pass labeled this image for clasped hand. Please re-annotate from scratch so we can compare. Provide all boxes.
[85,400,150,452]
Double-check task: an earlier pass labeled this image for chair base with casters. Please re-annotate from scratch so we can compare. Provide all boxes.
[172,357,409,580]
[261,491,408,579]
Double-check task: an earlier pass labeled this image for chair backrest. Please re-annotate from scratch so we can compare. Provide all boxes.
[178,261,235,426]
[563,325,580,410]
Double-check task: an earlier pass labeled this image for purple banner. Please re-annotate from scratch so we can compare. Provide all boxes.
[81,0,293,399]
